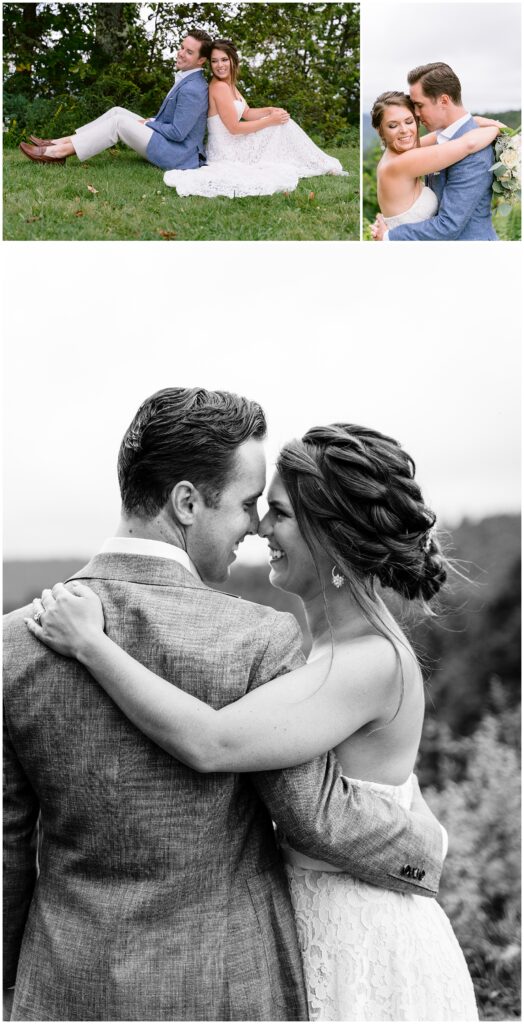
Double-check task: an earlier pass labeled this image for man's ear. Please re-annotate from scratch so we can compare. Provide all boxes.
[197,55,206,67]
[169,481,200,525]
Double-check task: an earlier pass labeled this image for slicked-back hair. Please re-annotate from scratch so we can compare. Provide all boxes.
[408,62,462,105]
[187,29,213,60]
[118,387,266,517]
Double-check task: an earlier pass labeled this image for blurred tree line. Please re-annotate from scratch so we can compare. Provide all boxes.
[3,2,359,147]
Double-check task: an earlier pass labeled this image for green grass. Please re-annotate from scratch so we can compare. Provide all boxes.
[3,144,357,240]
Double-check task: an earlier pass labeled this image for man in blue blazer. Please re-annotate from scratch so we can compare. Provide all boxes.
[20,31,212,172]
[377,62,498,241]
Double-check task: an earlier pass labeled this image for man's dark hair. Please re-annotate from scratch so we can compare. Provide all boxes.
[407,62,462,105]
[187,28,213,60]
[118,387,266,517]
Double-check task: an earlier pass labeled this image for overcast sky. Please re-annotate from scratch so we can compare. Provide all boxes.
[3,244,520,564]
[362,2,521,112]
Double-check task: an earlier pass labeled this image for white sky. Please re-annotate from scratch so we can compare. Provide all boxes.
[3,244,521,564]
[361,2,521,111]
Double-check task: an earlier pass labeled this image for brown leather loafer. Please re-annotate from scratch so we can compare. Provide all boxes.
[19,142,66,165]
[29,135,55,147]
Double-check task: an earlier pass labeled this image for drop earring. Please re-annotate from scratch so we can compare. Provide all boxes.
[331,566,345,589]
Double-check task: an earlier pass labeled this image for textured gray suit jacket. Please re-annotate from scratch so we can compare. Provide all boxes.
[3,553,443,1021]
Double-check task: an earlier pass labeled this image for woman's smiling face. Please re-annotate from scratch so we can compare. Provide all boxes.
[258,472,325,599]
[380,104,418,152]
[211,49,232,81]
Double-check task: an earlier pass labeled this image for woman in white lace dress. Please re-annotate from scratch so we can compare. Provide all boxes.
[29,424,479,1022]
[369,91,501,232]
[164,40,347,197]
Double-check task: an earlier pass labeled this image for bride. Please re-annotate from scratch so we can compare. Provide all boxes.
[29,423,478,1022]
[369,91,501,236]
[164,39,347,197]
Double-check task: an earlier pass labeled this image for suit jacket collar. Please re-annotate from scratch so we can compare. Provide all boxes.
[68,552,211,592]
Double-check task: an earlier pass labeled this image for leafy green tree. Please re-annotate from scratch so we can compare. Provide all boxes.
[3,2,358,146]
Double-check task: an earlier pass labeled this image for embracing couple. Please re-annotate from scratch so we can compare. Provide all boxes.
[19,30,346,199]
[4,388,478,1021]
[371,62,503,240]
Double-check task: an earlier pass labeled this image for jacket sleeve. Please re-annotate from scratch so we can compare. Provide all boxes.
[388,148,494,241]
[3,702,39,987]
[248,613,443,897]
[149,85,205,144]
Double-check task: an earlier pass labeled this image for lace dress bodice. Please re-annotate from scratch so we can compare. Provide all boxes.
[382,184,438,229]
[164,94,347,197]
[283,774,478,1021]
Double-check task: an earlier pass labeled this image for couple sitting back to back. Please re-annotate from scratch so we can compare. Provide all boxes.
[19,30,347,198]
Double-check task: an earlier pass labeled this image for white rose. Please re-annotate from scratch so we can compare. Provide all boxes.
[500,146,519,169]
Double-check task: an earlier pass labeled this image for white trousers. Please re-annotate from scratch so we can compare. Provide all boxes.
[72,107,154,161]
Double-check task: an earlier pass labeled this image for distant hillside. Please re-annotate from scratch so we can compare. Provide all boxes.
[3,558,89,614]
[3,514,520,742]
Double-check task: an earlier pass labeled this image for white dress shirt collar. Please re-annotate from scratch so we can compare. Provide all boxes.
[174,67,203,85]
[99,537,201,579]
[436,112,471,143]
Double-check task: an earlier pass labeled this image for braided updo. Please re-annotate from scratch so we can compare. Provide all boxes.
[276,424,447,605]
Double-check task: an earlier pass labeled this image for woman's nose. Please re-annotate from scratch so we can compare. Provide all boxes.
[258,511,271,538]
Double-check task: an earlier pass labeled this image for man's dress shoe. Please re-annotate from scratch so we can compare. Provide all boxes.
[19,142,66,164]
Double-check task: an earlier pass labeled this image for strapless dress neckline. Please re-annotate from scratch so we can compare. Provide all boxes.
[383,185,438,229]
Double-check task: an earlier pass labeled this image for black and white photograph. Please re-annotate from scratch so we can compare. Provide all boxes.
[3,242,521,1022]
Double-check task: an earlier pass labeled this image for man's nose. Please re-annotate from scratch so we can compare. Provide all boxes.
[246,507,260,535]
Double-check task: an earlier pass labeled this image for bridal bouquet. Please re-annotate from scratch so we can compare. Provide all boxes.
[491,126,521,214]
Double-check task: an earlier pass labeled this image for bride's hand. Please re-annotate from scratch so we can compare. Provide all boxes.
[268,109,290,126]
[25,582,105,660]
[371,214,387,241]
[473,115,505,132]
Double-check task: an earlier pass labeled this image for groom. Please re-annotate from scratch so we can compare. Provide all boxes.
[4,387,445,1021]
[19,31,212,171]
[376,61,498,240]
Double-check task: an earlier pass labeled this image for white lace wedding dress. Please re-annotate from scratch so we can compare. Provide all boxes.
[382,184,438,229]
[282,775,479,1022]
[164,98,347,197]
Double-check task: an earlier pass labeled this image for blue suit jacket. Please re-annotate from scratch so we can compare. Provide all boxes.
[388,117,498,241]
[146,71,208,171]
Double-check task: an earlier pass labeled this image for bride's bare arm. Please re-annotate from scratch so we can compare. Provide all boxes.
[385,125,500,178]
[211,82,286,134]
[417,117,503,149]
[26,583,399,773]
[419,132,438,147]
[241,104,288,122]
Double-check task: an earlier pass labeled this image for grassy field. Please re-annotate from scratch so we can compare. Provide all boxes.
[3,144,357,241]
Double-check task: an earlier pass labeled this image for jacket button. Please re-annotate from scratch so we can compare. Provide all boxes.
[412,867,420,880]
[401,864,411,877]
[419,870,426,880]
